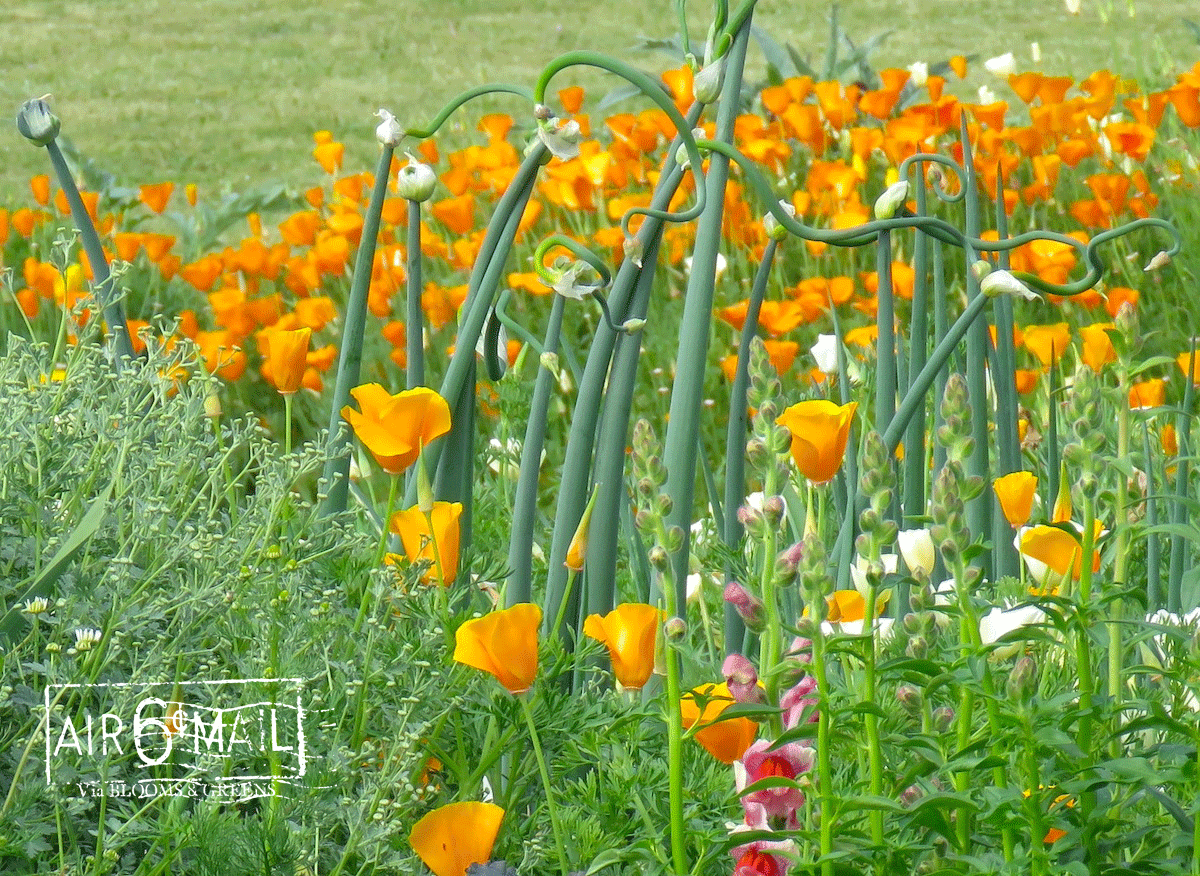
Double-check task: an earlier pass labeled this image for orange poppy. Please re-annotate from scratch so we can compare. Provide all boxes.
[408,801,504,876]
[453,603,542,694]
[679,682,758,764]
[390,501,463,586]
[341,384,452,475]
[583,604,664,690]
[777,400,858,484]
[994,471,1038,528]
[264,327,311,395]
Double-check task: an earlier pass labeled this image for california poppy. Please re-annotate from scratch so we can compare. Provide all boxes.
[583,604,664,690]
[679,681,758,764]
[454,603,542,694]
[408,801,505,876]
[994,471,1038,528]
[341,384,452,475]
[390,501,463,586]
[264,327,311,395]
[777,400,858,484]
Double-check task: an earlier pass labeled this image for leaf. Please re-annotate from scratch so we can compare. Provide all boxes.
[0,480,113,646]
[750,25,799,80]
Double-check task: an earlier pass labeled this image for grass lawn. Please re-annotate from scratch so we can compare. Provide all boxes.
[2,0,1198,203]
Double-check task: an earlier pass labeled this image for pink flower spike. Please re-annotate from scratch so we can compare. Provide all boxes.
[735,740,813,822]
[722,654,763,704]
[724,581,766,631]
[779,676,819,728]
[730,801,798,874]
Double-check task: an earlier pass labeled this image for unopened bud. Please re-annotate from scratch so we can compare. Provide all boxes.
[693,57,726,104]
[896,685,922,713]
[620,317,646,334]
[764,200,796,241]
[375,108,404,148]
[203,392,223,419]
[932,706,955,731]
[1007,655,1038,702]
[396,152,437,201]
[664,617,687,641]
[873,180,909,219]
[648,545,669,569]
[725,582,766,631]
[16,96,60,146]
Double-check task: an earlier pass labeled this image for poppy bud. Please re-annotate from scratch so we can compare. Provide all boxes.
[16,96,59,146]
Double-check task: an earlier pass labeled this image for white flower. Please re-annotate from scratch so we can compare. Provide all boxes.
[907,61,929,88]
[979,605,1046,659]
[977,84,998,106]
[1030,42,1041,64]
[22,597,49,615]
[984,52,1017,77]
[897,529,936,578]
[1065,0,1081,13]
[374,108,403,148]
[823,616,897,642]
[550,260,601,301]
[73,628,102,651]
[810,334,840,375]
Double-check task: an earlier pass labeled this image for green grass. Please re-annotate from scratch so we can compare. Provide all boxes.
[3,0,1198,204]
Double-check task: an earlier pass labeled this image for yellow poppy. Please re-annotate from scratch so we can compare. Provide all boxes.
[994,471,1038,528]
[408,801,505,876]
[777,400,858,484]
[583,604,664,690]
[390,502,463,586]
[341,384,452,475]
[1022,323,1071,369]
[454,603,542,694]
[679,682,758,764]
[264,327,311,395]
[1019,523,1102,582]
[1079,323,1117,373]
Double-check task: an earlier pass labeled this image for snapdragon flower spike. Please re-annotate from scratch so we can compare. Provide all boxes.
[735,739,814,822]
[779,676,819,728]
[730,801,798,875]
[724,581,766,632]
[722,654,763,704]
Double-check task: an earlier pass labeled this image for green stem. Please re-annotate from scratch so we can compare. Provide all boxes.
[519,696,571,876]
[405,198,425,388]
[44,140,136,363]
[319,142,396,517]
[283,392,294,456]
